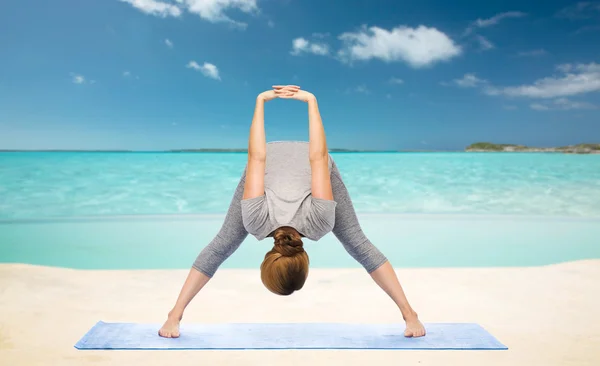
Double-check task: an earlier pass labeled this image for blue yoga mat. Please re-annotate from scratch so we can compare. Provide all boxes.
[75,321,507,350]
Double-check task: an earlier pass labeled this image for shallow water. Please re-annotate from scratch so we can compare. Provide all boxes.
[1,214,598,269]
[1,151,600,219]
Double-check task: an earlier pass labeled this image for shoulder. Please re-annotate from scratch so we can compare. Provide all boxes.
[300,196,337,240]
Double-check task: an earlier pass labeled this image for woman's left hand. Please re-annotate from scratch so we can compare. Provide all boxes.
[273,85,315,103]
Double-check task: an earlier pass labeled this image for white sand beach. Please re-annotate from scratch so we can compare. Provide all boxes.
[0,261,599,366]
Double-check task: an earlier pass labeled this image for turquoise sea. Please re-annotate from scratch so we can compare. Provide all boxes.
[1,151,600,269]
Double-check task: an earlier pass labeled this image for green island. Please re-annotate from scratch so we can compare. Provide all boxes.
[465,142,600,154]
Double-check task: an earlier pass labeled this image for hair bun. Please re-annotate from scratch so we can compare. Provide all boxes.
[274,242,304,257]
[273,228,304,257]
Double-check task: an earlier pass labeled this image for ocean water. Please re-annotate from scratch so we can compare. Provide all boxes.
[1,214,599,269]
[1,152,600,219]
[1,151,600,269]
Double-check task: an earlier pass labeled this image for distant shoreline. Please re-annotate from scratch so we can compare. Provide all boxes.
[1,143,599,154]
[0,149,459,153]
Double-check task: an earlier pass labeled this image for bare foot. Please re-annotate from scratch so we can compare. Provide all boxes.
[404,315,426,337]
[158,315,181,338]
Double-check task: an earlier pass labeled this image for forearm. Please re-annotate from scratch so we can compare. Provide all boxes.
[248,98,267,160]
[169,268,211,319]
[307,97,327,161]
[369,261,418,320]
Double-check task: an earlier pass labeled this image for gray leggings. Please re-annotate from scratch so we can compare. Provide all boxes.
[192,161,388,277]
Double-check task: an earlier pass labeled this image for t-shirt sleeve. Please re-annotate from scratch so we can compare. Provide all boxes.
[241,194,271,238]
[305,196,337,240]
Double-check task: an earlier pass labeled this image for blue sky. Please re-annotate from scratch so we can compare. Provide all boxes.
[1,0,599,150]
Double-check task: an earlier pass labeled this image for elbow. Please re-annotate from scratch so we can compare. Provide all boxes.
[248,152,266,161]
[309,151,328,162]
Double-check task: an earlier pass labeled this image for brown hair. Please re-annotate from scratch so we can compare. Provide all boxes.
[260,226,309,296]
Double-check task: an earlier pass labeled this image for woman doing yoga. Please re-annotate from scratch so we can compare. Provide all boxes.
[159,85,426,338]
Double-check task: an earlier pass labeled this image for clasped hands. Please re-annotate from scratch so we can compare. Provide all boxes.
[258,85,315,103]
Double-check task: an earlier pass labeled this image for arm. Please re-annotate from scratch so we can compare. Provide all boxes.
[276,88,333,200]
[243,97,267,200]
[307,96,334,200]
[242,88,297,198]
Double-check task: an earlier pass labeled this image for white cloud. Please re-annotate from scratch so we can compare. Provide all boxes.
[476,35,494,50]
[345,85,371,94]
[186,61,202,70]
[464,11,527,35]
[530,98,597,111]
[555,64,573,73]
[291,37,330,56]
[186,60,221,80]
[517,49,547,57]
[165,38,173,48]
[71,73,86,84]
[312,32,330,38]
[474,11,527,27]
[388,77,404,85]
[485,62,600,98]
[530,103,549,111]
[119,0,182,17]
[573,25,600,34]
[338,25,461,68]
[448,73,488,88]
[556,2,600,19]
[464,12,527,36]
[353,85,370,94]
[123,71,139,79]
[182,0,258,28]
[120,0,259,28]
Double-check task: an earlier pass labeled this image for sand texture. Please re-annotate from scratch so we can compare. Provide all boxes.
[0,261,599,365]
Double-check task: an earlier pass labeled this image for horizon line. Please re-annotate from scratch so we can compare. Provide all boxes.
[0,148,462,153]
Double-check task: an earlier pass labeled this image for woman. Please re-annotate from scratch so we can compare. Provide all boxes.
[158,85,426,338]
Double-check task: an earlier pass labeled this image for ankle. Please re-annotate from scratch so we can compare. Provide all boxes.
[168,309,183,321]
[402,309,418,321]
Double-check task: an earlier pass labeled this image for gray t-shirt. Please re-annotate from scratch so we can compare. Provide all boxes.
[241,141,337,241]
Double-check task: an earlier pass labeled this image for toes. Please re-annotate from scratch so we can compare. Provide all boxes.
[159,330,171,338]
[405,327,427,338]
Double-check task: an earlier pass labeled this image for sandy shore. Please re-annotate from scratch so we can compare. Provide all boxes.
[0,261,599,365]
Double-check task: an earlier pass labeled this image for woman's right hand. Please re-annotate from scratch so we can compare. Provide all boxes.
[258,85,300,102]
